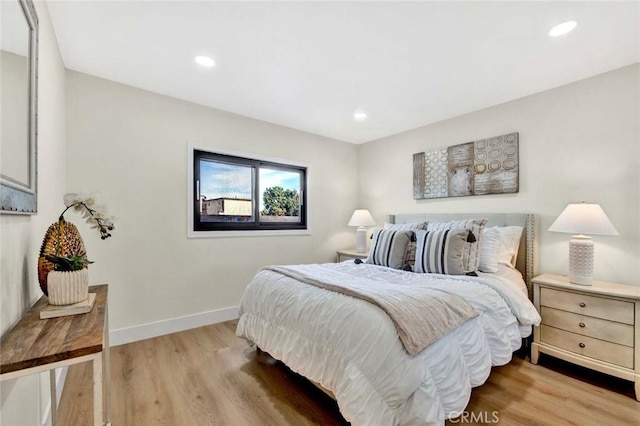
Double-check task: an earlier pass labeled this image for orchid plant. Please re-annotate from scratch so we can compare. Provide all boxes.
[60,192,115,240]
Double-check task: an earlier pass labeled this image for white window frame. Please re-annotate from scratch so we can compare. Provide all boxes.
[187,143,311,238]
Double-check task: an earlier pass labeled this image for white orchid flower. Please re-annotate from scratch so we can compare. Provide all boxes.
[76,192,98,206]
[63,193,79,207]
[60,191,114,239]
[93,204,108,215]
[86,193,101,207]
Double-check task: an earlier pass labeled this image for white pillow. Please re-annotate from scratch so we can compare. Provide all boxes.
[478,227,501,273]
[479,226,524,272]
[496,226,523,267]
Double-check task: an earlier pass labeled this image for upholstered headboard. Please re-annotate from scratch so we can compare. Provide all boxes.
[388,213,538,298]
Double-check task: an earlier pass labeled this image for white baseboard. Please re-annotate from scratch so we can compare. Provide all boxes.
[110,305,239,347]
[41,367,68,426]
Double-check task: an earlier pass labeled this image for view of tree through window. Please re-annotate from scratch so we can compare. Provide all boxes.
[260,168,301,222]
[193,150,307,231]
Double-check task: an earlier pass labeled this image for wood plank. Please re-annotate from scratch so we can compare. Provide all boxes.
[58,320,640,426]
[0,285,107,374]
[456,356,639,426]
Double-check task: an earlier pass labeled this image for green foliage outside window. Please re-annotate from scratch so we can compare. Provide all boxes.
[262,186,300,216]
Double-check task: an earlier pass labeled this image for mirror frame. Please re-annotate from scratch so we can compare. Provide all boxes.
[1,0,39,214]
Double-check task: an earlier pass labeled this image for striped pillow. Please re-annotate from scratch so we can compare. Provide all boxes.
[414,229,470,275]
[383,222,428,267]
[365,229,412,269]
[426,219,487,271]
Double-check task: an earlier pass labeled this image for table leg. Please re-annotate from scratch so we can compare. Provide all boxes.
[103,303,111,425]
[49,369,58,426]
[93,354,103,426]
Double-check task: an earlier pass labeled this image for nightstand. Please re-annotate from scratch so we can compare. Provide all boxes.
[336,248,368,263]
[531,273,640,401]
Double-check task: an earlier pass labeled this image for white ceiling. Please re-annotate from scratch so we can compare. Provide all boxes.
[47,1,640,144]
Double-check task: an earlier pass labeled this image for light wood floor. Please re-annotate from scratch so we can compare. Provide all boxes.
[58,320,640,425]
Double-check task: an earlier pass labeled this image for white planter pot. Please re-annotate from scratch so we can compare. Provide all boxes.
[47,269,89,305]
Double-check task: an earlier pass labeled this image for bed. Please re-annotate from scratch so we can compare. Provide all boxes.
[236,213,541,425]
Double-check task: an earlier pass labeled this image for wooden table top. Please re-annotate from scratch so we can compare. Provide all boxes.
[1,285,108,375]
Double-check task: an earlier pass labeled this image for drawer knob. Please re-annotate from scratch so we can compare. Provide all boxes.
[579,302,586,307]
[579,322,586,328]
[579,343,586,348]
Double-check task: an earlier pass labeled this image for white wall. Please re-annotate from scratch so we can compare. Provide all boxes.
[65,71,358,337]
[0,1,68,424]
[358,64,640,286]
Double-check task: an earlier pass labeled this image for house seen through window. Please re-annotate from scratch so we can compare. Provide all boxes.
[193,150,307,231]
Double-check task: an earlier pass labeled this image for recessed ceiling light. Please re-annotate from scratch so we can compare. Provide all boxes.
[194,55,216,68]
[548,21,577,37]
[353,110,368,122]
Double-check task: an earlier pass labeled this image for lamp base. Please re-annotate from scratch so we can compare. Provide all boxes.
[569,235,593,286]
[355,227,368,253]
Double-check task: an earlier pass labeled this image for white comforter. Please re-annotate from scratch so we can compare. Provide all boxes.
[236,262,541,426]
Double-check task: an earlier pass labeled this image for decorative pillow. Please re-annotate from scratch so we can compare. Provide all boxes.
[426,219,487,271]
[383,222,428,268]
[414,229,470,275]
[366,229,413,269]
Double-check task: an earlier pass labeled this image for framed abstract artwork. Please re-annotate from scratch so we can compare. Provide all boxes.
[413,132,518,199]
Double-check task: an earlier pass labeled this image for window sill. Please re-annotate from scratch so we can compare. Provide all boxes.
[187,228,312,239]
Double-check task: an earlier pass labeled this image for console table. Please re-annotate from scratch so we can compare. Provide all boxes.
[1,285,110,425]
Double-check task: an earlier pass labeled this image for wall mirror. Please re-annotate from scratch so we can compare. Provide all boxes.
[1,0,38,214]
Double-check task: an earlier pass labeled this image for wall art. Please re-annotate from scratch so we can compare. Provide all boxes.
[413,132,518,199]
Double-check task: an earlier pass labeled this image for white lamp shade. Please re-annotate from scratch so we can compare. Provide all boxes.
[348,209,376,227]
[549,203,618,236]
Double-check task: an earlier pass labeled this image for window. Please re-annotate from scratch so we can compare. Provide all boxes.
[192,149,307,233]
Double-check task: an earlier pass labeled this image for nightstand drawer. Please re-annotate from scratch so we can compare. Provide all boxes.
[540,325,634,369]
[540,287,634,325]
[540,306,634,347]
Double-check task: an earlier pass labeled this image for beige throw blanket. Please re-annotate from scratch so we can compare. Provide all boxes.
[265,264,478,355]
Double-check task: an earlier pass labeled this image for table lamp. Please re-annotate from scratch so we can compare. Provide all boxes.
[348,209,376,253]
[549,202,618,285]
